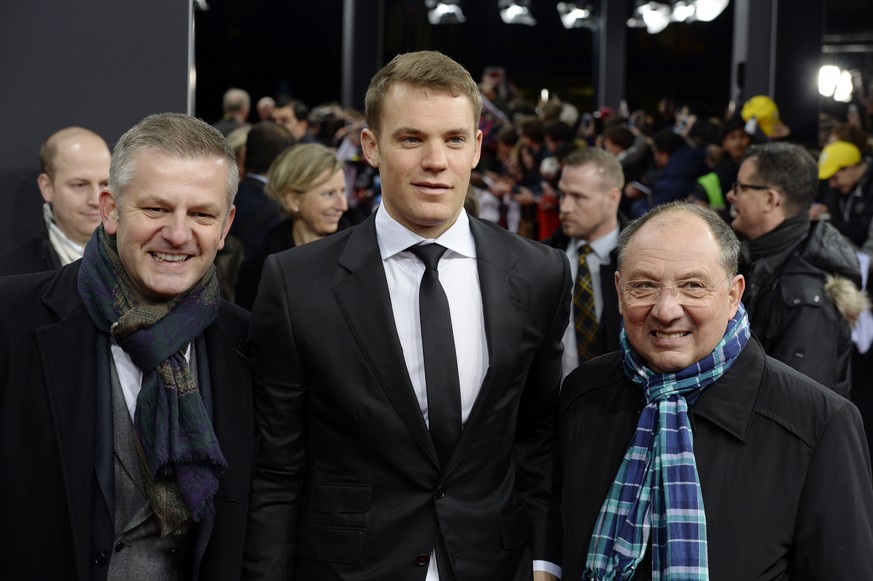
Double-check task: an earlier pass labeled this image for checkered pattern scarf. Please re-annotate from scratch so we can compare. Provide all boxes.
[583,303,750,581]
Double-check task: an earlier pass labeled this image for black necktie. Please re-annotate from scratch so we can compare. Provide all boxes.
[408,243,462,468]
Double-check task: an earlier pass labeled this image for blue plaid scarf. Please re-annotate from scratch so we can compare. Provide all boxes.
[583,303,750,581]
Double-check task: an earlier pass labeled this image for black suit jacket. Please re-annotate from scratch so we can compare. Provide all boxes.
[244,212,571,580]
[229,175,285,260]
[0,263,254,581]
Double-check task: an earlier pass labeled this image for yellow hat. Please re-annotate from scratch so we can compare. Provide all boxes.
[741,95,780,137]
[818,141,862,180]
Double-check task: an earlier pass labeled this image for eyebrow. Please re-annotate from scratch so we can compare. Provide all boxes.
[392,126,471,137]
[624,268,712,280]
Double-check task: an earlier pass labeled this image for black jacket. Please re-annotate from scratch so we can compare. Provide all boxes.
[0,232,61,275]
[560,338,873,580]
[742,219,864,397]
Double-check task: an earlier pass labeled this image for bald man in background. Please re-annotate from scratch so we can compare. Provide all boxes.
[0,127,111,274]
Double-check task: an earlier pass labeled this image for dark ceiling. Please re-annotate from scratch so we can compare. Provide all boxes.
[193,0,872,124]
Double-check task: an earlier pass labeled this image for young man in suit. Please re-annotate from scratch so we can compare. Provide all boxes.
[244,50,571,580]
[543,147,625,378]
[0,113,254,580]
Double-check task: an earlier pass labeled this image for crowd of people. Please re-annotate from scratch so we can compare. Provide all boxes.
[1,49,873,580]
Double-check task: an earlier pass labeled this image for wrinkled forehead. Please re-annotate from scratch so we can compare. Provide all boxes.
[622,214,724,278]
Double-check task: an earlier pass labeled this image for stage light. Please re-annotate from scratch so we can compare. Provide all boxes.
[557,2,595,30]
[671,0,696,22]
[499,0,536,26]
[425,0,466,25]
[819,65,841,98]
[635,2,671,34]
[834,70,854,103]
[693,0,729,22]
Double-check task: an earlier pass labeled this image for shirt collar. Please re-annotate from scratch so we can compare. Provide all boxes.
[375,206,477,260]
[571,227,619,260]
[244,172,268,185]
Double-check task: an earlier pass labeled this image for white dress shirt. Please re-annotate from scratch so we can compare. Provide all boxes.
[560,228,619,380]
[111,339,191,422]
[375,207,487,429]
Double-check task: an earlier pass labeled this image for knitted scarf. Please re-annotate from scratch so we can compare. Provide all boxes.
[583,303,751,581]
[78,225,228,536]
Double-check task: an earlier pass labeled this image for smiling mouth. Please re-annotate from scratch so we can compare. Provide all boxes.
[151,252,189,262]
[652,331,690,339]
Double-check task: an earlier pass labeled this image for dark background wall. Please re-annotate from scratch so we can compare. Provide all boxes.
[0,0,191,252]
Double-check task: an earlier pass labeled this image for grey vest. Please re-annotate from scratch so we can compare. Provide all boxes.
[107,353,190,581]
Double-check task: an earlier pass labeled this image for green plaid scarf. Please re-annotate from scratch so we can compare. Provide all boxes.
[78,225,228,536]
[583,303,750,580]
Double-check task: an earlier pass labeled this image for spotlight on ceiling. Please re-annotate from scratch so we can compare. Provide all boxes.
[693,0,729,22]
[499,0,537,26]
[425,0,466,25]
[671,0,696,22]
[819,65,841,98]
[628,1,671,34]
[557,2,595,30]
[833,70,855,103]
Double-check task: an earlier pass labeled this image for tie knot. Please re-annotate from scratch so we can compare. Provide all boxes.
[578,243,593,262]
[409,243,447,271]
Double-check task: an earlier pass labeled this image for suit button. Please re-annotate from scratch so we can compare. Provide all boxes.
[93,552,108,566]
[436,485,446,499]
[415,553,429,567]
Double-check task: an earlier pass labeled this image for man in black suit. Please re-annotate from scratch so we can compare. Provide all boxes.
[0,113,254,580]
[544,147,625,378]
[243,51,570,581]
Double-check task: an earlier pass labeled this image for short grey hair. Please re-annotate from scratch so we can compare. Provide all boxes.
[223,87,251,114]
[617,201,740,277]
[109,113,239,214]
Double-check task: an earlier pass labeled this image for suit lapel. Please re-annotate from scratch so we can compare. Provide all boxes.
[333,215,439,466]
[36,264,104,578]
[450,219,530,467]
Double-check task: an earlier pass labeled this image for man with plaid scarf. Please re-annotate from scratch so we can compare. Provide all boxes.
[560,201,873,580]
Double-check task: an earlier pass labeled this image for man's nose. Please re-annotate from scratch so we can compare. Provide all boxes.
[163,213,192,246]
[650,285,684,322]
[421,141,448,171]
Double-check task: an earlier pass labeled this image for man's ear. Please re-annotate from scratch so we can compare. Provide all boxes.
[99,190,118,234]
[217,205,236,252]
[766,188,782,210]
[37,173,53,203]
[360,128,379,169]
[615,271,625,316]
[727,273,746,318]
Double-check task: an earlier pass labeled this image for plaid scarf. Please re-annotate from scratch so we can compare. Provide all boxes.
[583,303,750,581]
[78,225,228,535]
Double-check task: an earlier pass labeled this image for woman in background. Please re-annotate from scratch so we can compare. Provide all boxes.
[235,143,349,310]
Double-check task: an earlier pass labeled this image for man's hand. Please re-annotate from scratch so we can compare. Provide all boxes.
[533,572,559,581]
